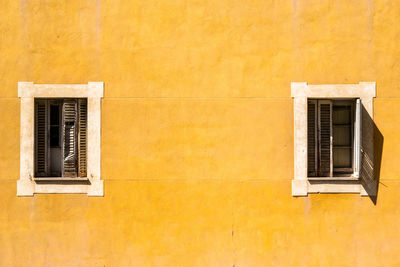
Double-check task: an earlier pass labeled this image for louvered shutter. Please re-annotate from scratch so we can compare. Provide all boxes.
[62,99,77,177]
[318,100,333,177]
[307,100,318,176]
[78,99,87,177]
[35,100,49,177]
[353,98,362,178]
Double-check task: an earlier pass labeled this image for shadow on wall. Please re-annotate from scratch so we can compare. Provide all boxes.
[360,104,383,205]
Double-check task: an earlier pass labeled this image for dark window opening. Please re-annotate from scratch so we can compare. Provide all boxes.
[307,99,360,178]
[34,98,88,178]
[332,103,353,174]
[50,104,60,147]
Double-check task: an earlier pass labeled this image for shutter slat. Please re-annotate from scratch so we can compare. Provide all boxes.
[319,101,332,177]
[35,100,48,176]
[307,100,317,177]
[63,100,77,176]
[78,99,87,177]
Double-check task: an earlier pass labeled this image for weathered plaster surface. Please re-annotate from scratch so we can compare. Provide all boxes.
[1,0,400,266]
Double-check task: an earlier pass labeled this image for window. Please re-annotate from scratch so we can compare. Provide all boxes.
[307,99,361,179]
[34,98,87,178]
[17,82,104,196]
[291,82,376,196]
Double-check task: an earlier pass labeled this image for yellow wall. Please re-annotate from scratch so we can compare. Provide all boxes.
[1,0,400,266]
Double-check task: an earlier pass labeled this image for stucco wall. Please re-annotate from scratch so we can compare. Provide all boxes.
[1,0,400,266]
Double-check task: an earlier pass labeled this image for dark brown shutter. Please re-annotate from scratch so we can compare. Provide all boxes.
[307,100,317,176]
[35,100,48,177]
[78,99,87,177]
[318,100,333,177]
[62,99,77,177]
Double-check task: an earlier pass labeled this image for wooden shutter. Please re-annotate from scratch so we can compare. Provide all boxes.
[353,98,362,178]
[318,100,333,177]
[62,99,77,177]
[78,99,87,177]
[35,100,49,177]
[307,100,318,176]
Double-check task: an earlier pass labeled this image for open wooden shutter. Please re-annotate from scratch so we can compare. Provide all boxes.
[78,99,87,177]
[318,100,333,177]
[353,98,362,178]
[35,100,49,177]
[62,99,77,177]
[307,100,318,176]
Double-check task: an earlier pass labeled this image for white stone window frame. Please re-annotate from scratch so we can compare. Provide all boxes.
[17,82,104,196]
[291,82,376,196]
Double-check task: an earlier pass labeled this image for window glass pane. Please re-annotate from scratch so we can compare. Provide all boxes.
[50,126,59,147]
[333,147,352,168]
[332,102,353,170]
[333,126,351,146]
[332,106,351,124]
[50,104,60,147]
[50,105,59,125]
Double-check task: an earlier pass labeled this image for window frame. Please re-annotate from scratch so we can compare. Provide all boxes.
[17,82,104,196]
[291,82,376,196]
